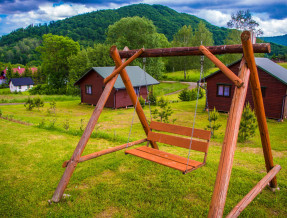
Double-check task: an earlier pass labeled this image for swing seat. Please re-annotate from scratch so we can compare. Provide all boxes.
[125,121,211,174]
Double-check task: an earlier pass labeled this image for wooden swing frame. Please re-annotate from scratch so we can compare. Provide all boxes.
[51,31,281,218]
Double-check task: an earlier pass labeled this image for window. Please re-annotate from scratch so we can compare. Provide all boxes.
[85,85,92,95]
[261,87,266,97]
[217,84,231,97]
[19,86,21,90]
[134,87,140,95]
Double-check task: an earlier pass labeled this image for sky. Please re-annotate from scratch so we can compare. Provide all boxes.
[0,0,286,37]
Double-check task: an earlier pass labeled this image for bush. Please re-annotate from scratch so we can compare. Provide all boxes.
[29,84,67,95]
[238,103,257,142]
[0,109,2,117]
[138,96,145,108]
[148,92,157,105]
[33,97,44,111]
[178,87,204,101]
[24,97,35,111]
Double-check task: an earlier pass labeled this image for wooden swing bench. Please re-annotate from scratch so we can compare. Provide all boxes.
[125,121,211,174]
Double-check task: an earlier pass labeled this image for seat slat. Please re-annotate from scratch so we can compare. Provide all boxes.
[147,131,209,153]
[150,121,211,140]
[136,146,202,167]
[125,146,202,172]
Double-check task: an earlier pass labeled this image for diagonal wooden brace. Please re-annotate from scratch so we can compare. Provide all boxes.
[104,48,144,84]
[199,45,244,87]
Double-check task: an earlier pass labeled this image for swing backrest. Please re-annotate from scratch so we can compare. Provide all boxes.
[147,121,211,153]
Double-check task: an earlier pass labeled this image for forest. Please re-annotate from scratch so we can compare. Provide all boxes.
[1,3,286,66]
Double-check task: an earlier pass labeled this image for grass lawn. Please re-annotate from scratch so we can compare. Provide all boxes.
[0,88,286,217]
[278,62,287,69]
[163,68,217,82]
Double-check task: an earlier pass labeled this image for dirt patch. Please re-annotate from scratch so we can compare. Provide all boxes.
[96,206,119,218]
[0,116,33,126]
[238,147,286,158]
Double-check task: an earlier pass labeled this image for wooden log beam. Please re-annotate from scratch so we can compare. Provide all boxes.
[119,44,270,58]
[227,165,281,218]
[104,48,144,84]
[241,31,278,188]
[62,139,147,167]
[199,45,244,87]
[51,48,129,203]
[208,59,250,218]
[110,46,158,149]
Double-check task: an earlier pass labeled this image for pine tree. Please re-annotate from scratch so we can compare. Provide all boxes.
[238,103,257,142]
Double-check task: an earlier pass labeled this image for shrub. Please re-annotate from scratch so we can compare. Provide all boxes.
[148,92,157,105]
[0,109,2,117]
[178,87,204,101]
[33,97,44,111]
[24,97,35,111]
[138,96,145,108]
[47,100,56,114]
[238,103,257,142]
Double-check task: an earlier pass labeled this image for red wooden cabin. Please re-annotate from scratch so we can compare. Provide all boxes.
[203,58,287,120]
[75,66,159,108]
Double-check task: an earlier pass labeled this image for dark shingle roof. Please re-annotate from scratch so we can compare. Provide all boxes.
[255,58,287,85]
[200,58,287,85]
[10,77,34,86]
[75,66,159,89]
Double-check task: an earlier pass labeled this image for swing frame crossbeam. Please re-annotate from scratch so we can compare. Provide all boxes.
[51,31,280,218]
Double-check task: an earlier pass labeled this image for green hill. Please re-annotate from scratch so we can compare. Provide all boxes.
[0,4,228,47]
[0,3,286,65]
[260,34,287,46]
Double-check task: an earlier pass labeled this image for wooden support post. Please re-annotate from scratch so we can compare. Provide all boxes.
[241,31,277,188]
[51,48,129,203]
[119,44,270,58]
[110,46,158,149]
[62,139,147,167]
[208,59,250,218]
[104,48,144,84]
[227,165,281,218]
[199,45,243,87]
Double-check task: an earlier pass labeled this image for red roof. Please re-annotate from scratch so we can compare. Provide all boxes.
[3,67,37,75]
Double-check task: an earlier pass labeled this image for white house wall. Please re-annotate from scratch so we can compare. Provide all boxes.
[9,83,33,92]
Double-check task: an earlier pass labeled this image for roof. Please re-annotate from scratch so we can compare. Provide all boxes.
[4,67,38,75]
[75,66,160,89]
[200,58,287,85]
[9,77,34,86]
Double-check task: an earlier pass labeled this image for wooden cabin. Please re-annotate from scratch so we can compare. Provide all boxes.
[74,66,159,108]
[202,58,287,120]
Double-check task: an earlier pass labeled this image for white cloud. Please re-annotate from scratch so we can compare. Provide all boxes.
[191,9,231,27]
[254,17,287,36]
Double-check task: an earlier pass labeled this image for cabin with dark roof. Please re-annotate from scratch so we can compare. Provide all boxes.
[9,77,34,92]
[74,66,159,108]
[201,58,287,120]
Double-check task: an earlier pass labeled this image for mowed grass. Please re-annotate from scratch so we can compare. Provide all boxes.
[0,84,287,217]
[163,68,217,82]
[278,62,287,69]
[153,82,189,97]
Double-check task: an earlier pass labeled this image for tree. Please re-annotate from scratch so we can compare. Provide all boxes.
[151,97,173,123]
[170,25,193,79]
[23,64,32,78]
[220,29,242,65]
[227,10,263,36]
[206,107,222,137]
[106,16,169,79]
[238,103,257,142]
[5,63,13,82]
[36,34,80,89]
[190,21,214,71]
